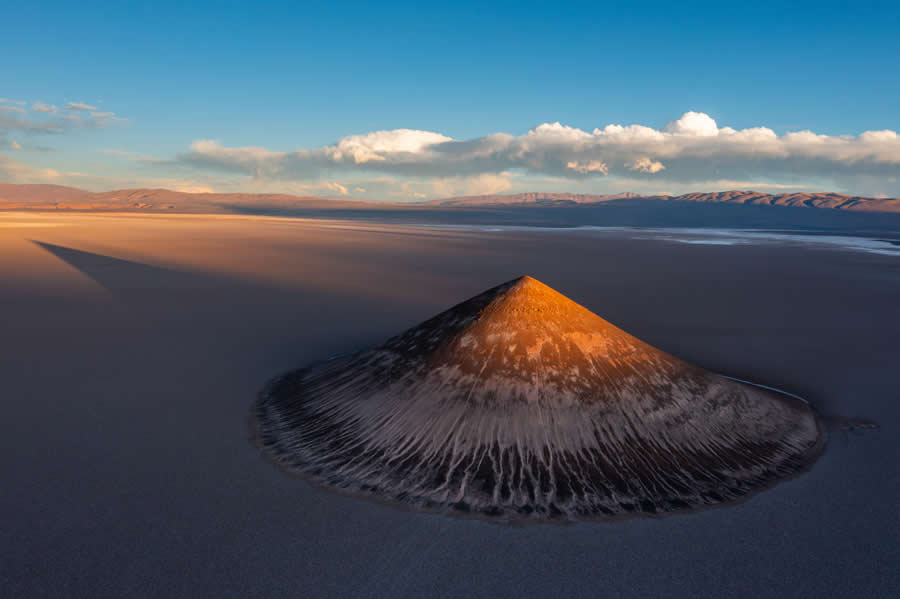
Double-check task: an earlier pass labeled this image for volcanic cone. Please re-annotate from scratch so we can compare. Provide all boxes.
[255,276,822,520]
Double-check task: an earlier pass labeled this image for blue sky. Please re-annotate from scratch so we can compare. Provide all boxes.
[2,1,899,199]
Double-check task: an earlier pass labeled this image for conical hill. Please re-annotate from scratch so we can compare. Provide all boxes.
[255,276,822,520]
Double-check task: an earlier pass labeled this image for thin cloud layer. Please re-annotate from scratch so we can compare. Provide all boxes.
[1,98,127,138]
[0,154,216,193]
[1,97,130,180]
[176,111,900,195]
[64,101,98,111]
[31,102,58,113]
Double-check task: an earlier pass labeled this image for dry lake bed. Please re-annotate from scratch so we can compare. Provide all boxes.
[1,212,897,598]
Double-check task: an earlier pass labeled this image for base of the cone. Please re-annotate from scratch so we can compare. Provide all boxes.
[252,362,824,524]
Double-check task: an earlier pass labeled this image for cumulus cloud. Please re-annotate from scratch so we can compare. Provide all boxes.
[566,160,609,174]
[324,181,349,195]
[859,130,898,143]
[64,101,98,111]
[0,106,26,115]
[329,129,452,164]
[173,111,900,195]
[627,157,665,173]
[664,111,720,137]
[10,141,22,150]
[0,98,26,105]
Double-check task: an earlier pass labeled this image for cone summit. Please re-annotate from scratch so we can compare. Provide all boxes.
[254,276,822,521]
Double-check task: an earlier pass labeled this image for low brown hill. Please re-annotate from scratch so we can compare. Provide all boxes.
[0,183,94,205]
[0,183,376,213]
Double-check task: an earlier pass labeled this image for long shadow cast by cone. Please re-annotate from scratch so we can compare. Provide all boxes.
[27,240,409,342]
[30,240,243,304]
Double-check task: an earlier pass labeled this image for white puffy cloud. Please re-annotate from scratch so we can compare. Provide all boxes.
[527,122,594,143]
[0,98,26,105]
[859,130,898,143]
[324,181,349,195]
[0,106,26,114]
[566,160,609,174]
[327,129,452,164]
[664,111,720,136]
[627,157,665,173]
[594,123,665,143]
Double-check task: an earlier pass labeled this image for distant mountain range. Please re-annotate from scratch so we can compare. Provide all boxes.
[428,190,900,212]
[2,183,897,214]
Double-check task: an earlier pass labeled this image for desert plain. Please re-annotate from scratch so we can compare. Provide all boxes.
[1,211,898,598]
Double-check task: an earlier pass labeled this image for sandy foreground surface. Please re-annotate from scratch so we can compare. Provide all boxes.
[1,212,897,598]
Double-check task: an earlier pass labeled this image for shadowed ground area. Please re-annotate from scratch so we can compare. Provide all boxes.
[30,240,211,299]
